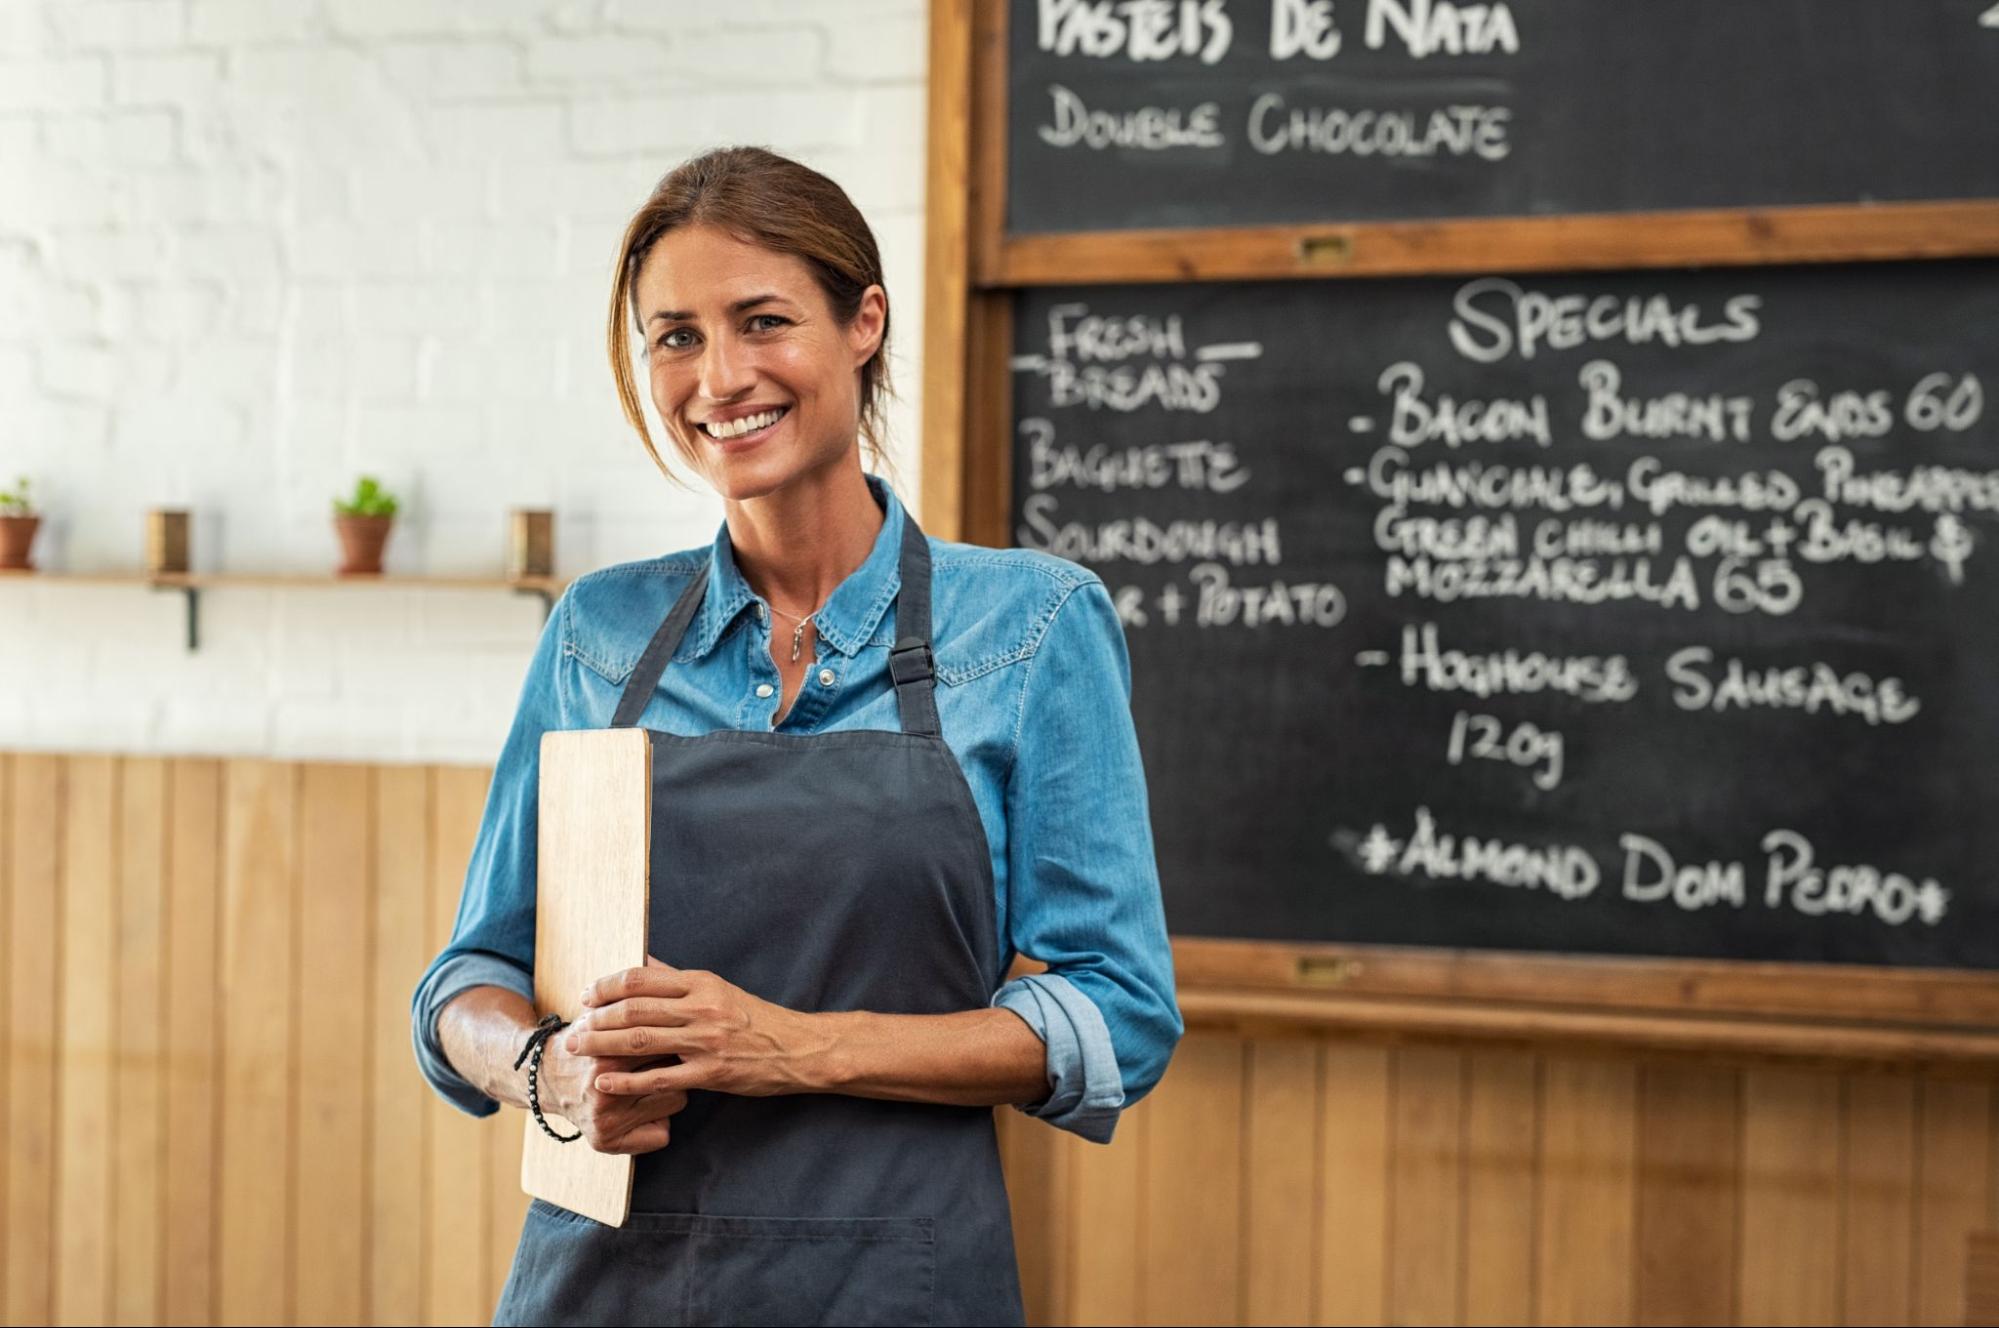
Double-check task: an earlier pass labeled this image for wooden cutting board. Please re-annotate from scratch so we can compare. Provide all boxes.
[519,727,652,1226]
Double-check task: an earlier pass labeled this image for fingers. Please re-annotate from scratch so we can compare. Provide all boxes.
[533,1041,655,1120]
[589,1086,687,1155]
[566,1021,706,1058]
[577,996,696,1033]
[581,962,696,1009]
[594,1086,685,1131]
[592,1062,700,1097]
[596,1119,671,1155]
[631,1088,690,1121]
[567,1072,683,1144]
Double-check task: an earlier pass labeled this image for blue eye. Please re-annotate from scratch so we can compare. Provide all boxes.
[656,328,692,350]
[750,314,787,332]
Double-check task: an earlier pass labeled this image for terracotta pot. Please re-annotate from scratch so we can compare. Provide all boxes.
[0,515,39,571]
[334,513,394,575]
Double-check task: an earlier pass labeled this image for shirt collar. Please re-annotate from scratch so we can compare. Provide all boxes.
[687,471,906,661]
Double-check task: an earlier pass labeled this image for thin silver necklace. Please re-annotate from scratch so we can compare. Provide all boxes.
[763,599,821,663]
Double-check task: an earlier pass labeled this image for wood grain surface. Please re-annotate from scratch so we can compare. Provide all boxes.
[3,746,1997,1326]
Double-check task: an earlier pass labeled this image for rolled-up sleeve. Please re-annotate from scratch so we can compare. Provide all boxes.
[409,588,569,1118]
[991,576,1184,1144]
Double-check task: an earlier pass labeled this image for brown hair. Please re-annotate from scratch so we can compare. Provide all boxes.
[607,146,897,491]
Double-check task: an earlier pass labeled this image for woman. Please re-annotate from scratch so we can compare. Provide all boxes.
[410,146,1182,1327]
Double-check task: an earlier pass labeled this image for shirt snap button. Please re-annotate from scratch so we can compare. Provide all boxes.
[755,683,774,698]
[818,669,836,687]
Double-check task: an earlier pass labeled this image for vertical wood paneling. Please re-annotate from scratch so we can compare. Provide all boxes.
[4,755,64,1324]
[425,766,494,1328]
[1242,1040,1321,1327]
[1317,1044,1391,1327]
[368,764,429,1327]
[54,754,115,1328]
[1739,1069,1842,1327]
[15,748,1999,1328]
[217,759,297,1326]
[1140,1034,1244,1327]
[162,759,222,1328]
[1841,1074,1916,1327]
[0,757,10,1324]
[1991,1091,1999,1234]
[1389,1047,1464,1327]
[1461,1052,1536,1327]
[112,758,168,1327]
[0,756,7,1328]
[1535,1058,1637,1327]
[1914,1080,1992,1327]
[1066,1104,1147,1327]
[294,763,371,1324]
[1634,1063,1738,1327]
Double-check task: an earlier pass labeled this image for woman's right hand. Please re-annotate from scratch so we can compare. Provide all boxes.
[536,1039,689,1154]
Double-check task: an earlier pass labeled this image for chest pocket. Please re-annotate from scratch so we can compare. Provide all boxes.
[563,564,704,689]
[568,640,636,688]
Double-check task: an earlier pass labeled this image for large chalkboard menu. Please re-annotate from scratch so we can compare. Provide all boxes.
[1010,260,1999,967]
[1008,0,1999,235]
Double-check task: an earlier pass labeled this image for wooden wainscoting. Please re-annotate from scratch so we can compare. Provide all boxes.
[4,749,1998,1327]
[1,751,522,1328]
[998,1038,1999,1327]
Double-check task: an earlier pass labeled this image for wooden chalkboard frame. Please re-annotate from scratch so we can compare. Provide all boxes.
[920,0,1999,1058]
[989,201,1999,286]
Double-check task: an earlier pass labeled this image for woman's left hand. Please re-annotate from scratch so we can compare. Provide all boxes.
[567,956,835,1098]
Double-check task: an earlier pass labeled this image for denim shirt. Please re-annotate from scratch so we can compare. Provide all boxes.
[409,472,1183,1144]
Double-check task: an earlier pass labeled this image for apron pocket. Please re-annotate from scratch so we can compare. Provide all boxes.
[493,1199,696,1326]
[681,1213,936,1328]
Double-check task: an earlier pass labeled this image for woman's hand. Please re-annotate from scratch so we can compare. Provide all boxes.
[535,1038,690,1154]
[567,956,836,1099]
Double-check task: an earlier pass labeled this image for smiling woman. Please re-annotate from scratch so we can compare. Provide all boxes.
[409,145,1183,1328]
[607,147,900,495]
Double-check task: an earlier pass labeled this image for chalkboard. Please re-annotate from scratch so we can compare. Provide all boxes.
[1008,0,1999,235]
[1010,259,1999,967]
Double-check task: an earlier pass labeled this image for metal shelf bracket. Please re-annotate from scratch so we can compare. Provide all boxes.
[151,582,201,652]
[514,583,556,623]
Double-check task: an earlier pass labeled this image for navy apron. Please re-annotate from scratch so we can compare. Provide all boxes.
[493,508,1026,1327]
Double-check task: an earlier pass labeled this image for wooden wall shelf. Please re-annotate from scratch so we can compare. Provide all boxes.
[0,570,568,651]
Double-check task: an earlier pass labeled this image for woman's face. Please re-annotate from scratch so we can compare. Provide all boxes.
[634,224,885,501]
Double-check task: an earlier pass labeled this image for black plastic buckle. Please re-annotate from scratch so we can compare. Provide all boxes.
[888,636,934,686]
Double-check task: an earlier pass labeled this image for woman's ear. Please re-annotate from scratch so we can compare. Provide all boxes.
[849,284,887,367]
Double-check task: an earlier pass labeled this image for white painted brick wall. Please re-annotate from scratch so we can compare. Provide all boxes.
[0,0,932,765]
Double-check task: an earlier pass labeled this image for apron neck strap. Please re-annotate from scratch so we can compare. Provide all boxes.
[888,510,939,738]
[610,561,711,729]
[608,501,940,737]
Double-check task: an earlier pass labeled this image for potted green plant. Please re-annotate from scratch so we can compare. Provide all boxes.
[0,475,39,572]
[332,474,399,575]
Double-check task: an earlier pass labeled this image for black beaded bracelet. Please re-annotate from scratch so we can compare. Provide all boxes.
[513,1013,582,1143]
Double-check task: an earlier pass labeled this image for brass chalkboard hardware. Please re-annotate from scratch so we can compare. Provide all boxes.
[1296,233,1354,267]
[1296,956,1363,986]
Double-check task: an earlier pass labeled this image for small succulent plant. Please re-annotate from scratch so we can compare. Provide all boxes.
[333,474,399,519]
[0,475,34,517]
